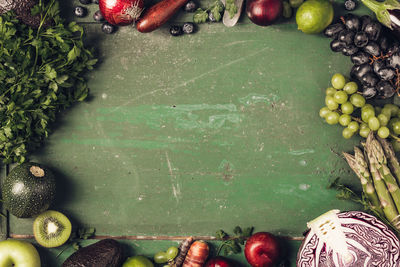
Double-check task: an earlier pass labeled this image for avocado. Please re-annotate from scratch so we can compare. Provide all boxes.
[1,162,56,218]
[63,239,124,267]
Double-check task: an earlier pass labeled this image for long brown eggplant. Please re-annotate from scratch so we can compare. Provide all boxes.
[136,0,188,33]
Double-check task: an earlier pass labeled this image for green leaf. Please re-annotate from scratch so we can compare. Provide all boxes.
[194,9,208,24]
[233,226,242,235]
[44,65,57,80]
[67,46,81,62]
[211,6,222,22]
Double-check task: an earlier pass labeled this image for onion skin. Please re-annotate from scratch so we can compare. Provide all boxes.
[136,0,189,33]
[99,0,144,26]
[246,0,283,26]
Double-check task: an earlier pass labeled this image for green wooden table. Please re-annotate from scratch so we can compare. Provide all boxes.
[0,1,372,265]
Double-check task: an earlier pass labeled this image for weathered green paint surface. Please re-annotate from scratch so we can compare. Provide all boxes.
[0,0,376,265]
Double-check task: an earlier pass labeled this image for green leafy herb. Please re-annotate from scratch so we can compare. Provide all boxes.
[225,0,238,18]
[0,0,96,164]
[56,227,96,258]
[193,0,224,23]
[215,226,254,256]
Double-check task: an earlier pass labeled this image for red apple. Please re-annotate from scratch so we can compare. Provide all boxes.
[244,232,280,267]
[205,256,233,267]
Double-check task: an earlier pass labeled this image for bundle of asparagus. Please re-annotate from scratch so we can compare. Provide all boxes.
[343,132,400,232]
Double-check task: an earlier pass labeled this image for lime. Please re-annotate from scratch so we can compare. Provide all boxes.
[296,0,334,34]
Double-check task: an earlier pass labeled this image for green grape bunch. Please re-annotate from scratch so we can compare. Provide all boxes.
[319,73,400,151]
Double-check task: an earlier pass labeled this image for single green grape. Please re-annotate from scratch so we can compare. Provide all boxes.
[333,91,348,104]
[377,113,389,126]
[359,127,371,138]
[350,94,366,108]
[361,108,375,123]
[368,117,380,131]
[361,104,374,111]
[331,73,346,89]
[348,121,359,132]
[381,107,392,118]
[392,121,400,135]
[360,123,368,130]
[377,127,390,139]
[154,252,168,264]
[384,103,399,117]
[392,139,400,152]
[389,118,400,129]
[166,247,179,260]
[326,112,340,125]
[339,114,352,126]
[341,102,354,115]
[326,87,337,96]
[325,96,339,110]
[343,81,358,94]
[342,127,354,139]
[319,107,331,118]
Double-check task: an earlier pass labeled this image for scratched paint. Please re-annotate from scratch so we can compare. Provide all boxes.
[239,93,281,106]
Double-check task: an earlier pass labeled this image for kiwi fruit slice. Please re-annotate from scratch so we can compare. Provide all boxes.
[33,210,72,248]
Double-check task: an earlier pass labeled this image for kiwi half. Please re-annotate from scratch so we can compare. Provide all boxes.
[33,210,72,248]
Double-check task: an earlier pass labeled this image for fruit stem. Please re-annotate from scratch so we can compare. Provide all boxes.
[361,0,400,29]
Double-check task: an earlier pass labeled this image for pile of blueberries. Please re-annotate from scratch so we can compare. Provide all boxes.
[324,14,400,99]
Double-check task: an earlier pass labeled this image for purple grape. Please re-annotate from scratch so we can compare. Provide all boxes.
[376,80,395,98]
[361,72,379,87]
[330,40,346,52]
[354,32,369,48]
[364,42,381,56]
[324,23,346,39]
[342,45,359,56]
[338,30,355,45]
[364,22,382,41]
[377,68,396,81]
[362,86,377,99]
[343,14,360,31]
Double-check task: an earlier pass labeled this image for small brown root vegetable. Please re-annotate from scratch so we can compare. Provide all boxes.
[170,237,194,267]
[182,241,209,267]
[136,0,188,33]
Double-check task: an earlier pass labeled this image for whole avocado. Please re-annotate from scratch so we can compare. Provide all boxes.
[1,162,56,218]
[63,239,124,267]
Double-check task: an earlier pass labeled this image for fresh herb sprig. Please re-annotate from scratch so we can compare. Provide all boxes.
[0,0,97,164]
[225,0,238,19]
[194,0,224,23]
[215,226,254,256]
[56,227,96,258]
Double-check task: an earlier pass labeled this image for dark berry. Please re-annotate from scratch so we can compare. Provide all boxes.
[351,52,370,65]
[184,0,197,12]
[102,22,116,34]
[361,72,379,87]
[343,14,360,31]
[363,42,381,56]
[79,0,92,4]
[376,80,395,98]
[388,44,400,56]
[74,6,87,17]
[182,22,195,34]
[351,64,361,79]
[324,23,345,39]
[208,11,217,22]
[360,15,372,31]
[354,31,369,48]
[353,63,373,80]
[344,0,356,11]
[330,40,346,52]
[342,45,359,56]
[364,22,382,41]
[377,67,396,81]
[388,52,400,68]
[93,10,104,22]
[338,30,355,45]
[379,36,390,52]
[362,86,377,99]
[170,25,183,36]
[372,60,385,73]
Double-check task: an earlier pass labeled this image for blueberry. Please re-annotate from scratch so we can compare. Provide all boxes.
[182,22,195,34]
[364,22,382,41]
[344,0,356,11]
[342,45,359,56]
[330,39,346,52]
[170,25,183,36]
[102,22,116,34]
[351,52,370,65]
[354,31,369,48]
[184,0,197,12]
[93,10,104,22]
[79,0,92,4]
[324,23,345,39]
[343,14,360,31]
[376,80,395,98]
[338,30,355,45]
[363,42,381,57]
[74,6,87,17]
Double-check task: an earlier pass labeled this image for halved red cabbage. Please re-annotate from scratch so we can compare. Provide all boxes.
[297,210,400,267]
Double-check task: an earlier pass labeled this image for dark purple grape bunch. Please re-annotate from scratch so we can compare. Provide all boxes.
[325,14,400,100]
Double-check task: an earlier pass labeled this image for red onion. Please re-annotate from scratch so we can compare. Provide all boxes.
[99,0,144,26]
[297,210,400,267]
[246,0,282,26]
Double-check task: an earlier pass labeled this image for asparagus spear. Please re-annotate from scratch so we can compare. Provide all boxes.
[343,151,383,216]
[378,137,400,185]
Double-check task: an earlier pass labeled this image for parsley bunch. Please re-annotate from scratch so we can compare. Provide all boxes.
[0,0,97,164]
[215,226,254,255]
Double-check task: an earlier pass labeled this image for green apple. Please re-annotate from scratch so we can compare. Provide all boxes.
[122,255,154,267]
[0,239,41,267]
